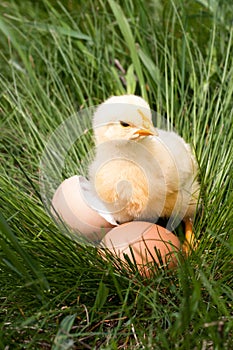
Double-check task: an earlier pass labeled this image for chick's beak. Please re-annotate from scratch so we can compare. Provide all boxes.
[133,127,158,137]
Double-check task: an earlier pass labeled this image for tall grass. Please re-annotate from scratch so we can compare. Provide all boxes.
[0,0,232,348]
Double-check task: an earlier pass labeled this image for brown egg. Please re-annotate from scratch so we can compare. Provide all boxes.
[51,175,115,242]
[101,221,181,277]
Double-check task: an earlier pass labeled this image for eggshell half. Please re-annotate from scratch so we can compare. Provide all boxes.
[101,221,181,276]
[51,175,115,242]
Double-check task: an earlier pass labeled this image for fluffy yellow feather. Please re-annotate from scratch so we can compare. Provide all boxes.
[89,95,200,252]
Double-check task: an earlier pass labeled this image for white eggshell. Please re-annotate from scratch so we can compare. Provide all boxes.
[51,175,115,241]
[101,221,181,276]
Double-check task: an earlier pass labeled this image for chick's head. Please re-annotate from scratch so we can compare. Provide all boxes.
[93,95,157,145]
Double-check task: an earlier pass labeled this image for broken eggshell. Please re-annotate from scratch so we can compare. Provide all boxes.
[51,175,116,242]
[101,221,181,277]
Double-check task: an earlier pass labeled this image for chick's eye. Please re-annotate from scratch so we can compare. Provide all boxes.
[120,121,130,127]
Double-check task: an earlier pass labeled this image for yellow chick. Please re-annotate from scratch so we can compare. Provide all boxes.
[89,95,200,252]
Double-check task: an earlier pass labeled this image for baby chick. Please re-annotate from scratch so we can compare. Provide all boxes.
[89,95,200,252]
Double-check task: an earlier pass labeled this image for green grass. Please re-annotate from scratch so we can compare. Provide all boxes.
[0,0,232,348]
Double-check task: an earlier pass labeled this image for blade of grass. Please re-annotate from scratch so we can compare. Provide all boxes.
[0,212,50,295]
[52,314,76,350]
[108,0,148,101]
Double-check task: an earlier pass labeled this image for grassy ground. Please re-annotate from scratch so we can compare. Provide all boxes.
[0,0,232,349]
